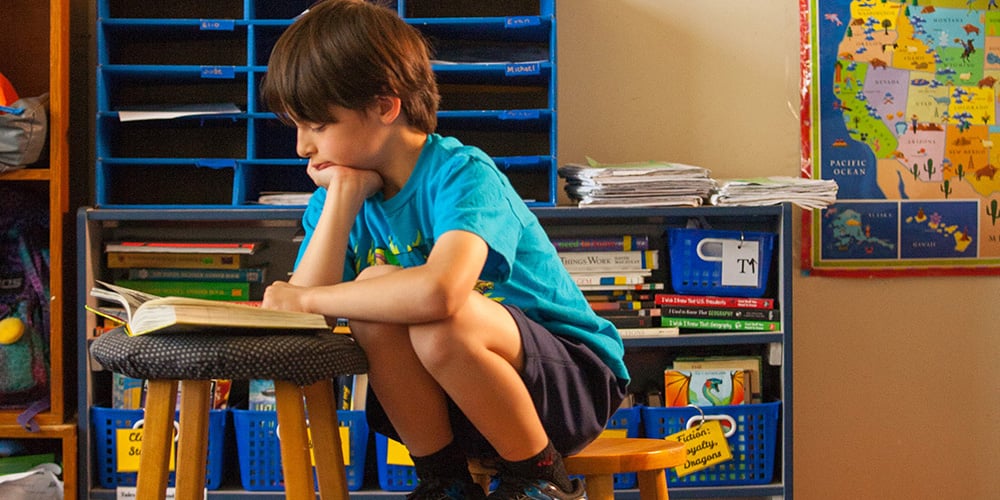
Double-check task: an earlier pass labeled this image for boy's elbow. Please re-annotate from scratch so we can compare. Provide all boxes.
[420,277,469,318]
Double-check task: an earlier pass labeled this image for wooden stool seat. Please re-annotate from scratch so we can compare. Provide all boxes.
[90,327,368,500]
[470,437,685,500]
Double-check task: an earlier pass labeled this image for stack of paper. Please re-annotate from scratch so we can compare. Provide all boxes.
[559,158,716,208]
[709,176,838,209]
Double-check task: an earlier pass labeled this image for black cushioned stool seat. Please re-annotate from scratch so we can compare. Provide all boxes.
[91,327,368,500]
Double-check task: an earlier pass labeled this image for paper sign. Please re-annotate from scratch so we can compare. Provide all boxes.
[386,437,415,466]
[664,419,733,477]
[721,239,760,287]
[116,428,175,472]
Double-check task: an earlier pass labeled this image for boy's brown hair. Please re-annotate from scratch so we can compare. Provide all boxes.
[262,0,439,132]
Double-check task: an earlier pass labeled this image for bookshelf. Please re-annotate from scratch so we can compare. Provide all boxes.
[93,0,557,208]
[76,205,792,499]
[0,0,76,497]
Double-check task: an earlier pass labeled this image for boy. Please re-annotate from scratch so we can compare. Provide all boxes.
[260,1,628,498]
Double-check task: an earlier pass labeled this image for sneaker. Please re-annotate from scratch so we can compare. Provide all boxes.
[487,476,586,500]
[406,476,488,500]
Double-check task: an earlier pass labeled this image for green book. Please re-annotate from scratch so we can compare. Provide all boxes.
[115,280,251,301]
[659,316,780,332]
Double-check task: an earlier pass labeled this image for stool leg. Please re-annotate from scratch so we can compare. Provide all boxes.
[275,380,316,499]
[637,469,670,500]
[136,379,178,500]
[175,380,212,500]
[582,474,615,500]
[303,379,349,500]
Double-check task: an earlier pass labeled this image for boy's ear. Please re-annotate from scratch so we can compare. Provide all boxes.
[375,95,403,124]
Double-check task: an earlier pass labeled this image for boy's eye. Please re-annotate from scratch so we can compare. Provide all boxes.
[311,124,327,133]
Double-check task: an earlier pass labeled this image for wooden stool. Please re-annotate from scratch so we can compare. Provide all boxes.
[90,327,368,500]
[470,437,685,500]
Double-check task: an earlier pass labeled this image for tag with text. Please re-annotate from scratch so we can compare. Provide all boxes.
[721,239,760,287]
[664,419,733,477]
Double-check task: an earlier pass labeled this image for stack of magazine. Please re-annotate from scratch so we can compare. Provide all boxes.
[709,176,839,209]
[558,158,716,208]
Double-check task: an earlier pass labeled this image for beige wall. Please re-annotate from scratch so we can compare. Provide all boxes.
[557,2,1000,499]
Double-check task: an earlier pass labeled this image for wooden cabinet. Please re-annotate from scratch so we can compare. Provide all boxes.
[0,0,76,497]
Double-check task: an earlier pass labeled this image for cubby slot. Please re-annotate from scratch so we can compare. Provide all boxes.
[252,24,291,66]
[495,157,554,205]
[103,0,243,19]
[237,161,315,205]
[251,119,298,159]
[436,70,551,111]
[404,0,543,18]
[99,69,249,112]
[99,117,248,158]
[437,112,552,158]
[101,22,248,66]
[251,0,316,20]
[417,19,551,65]
[95,161,236,206]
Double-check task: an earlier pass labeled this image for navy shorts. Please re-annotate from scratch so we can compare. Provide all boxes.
[365,303,628,458]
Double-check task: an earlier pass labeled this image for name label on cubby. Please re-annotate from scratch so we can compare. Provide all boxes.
[200,66,235,79]
[200,19,235,31]
[506,16,541,28]
[499,110,540,121]
[506,62,541,76]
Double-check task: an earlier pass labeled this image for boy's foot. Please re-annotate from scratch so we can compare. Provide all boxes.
[487,476,586,500]
[406,476,488,500]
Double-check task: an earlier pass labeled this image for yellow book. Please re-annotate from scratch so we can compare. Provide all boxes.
[87,280,331,337]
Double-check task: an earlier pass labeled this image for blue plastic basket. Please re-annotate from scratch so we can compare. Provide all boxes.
[231,409,368,491]
[91,406,227,489]
[596,406,642,489]
[641,402,780,486]
[376,433,419,491]
[667,228,775,298]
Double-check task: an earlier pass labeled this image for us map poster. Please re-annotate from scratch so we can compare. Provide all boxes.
[802,0,1000,275]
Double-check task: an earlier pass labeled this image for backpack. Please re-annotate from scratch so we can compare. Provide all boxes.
[0,187,51,429]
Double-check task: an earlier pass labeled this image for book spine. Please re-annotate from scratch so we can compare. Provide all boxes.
[659,306,780,321]
[559,250,659,272]
[115,280,250,301]
[106,241,261,254]
[603,315,660,328]
[571,273,649,286]
[106,252,242,269]
[588,300,657,311]
[616,327,679,338]
[126,267,266,283]
[550,234,650,252]
[577,282,664,292]
[594,308,661,318]
[659,316,781,331]
[653,293,774,310]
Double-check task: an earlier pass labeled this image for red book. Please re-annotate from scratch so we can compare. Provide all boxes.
[105,241,263,254]
[653,293,775,310]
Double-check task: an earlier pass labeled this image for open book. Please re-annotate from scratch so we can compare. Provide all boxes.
[88,280,331,336]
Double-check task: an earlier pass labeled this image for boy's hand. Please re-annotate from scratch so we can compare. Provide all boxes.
[308,163,383,200]
[262,281,308,312]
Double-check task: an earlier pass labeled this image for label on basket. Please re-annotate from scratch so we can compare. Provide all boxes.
[115,486,177,499]
[115,428,175,472]
[663,420,732,477]
[387,437,415,466]
[721,239,760,287]
[599,428,628,439]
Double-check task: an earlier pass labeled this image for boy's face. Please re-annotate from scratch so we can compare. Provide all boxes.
[293,104,386,173]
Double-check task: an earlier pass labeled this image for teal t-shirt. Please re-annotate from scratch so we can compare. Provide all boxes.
[297,134,628,382]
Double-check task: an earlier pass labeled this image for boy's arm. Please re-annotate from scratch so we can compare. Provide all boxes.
[289,167,382,287]
[269,229,489,325]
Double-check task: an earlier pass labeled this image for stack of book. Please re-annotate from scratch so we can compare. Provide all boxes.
[553,233,678,338]
[104,240,268,301]
[654,293,780,333]
[558,158,717,208]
